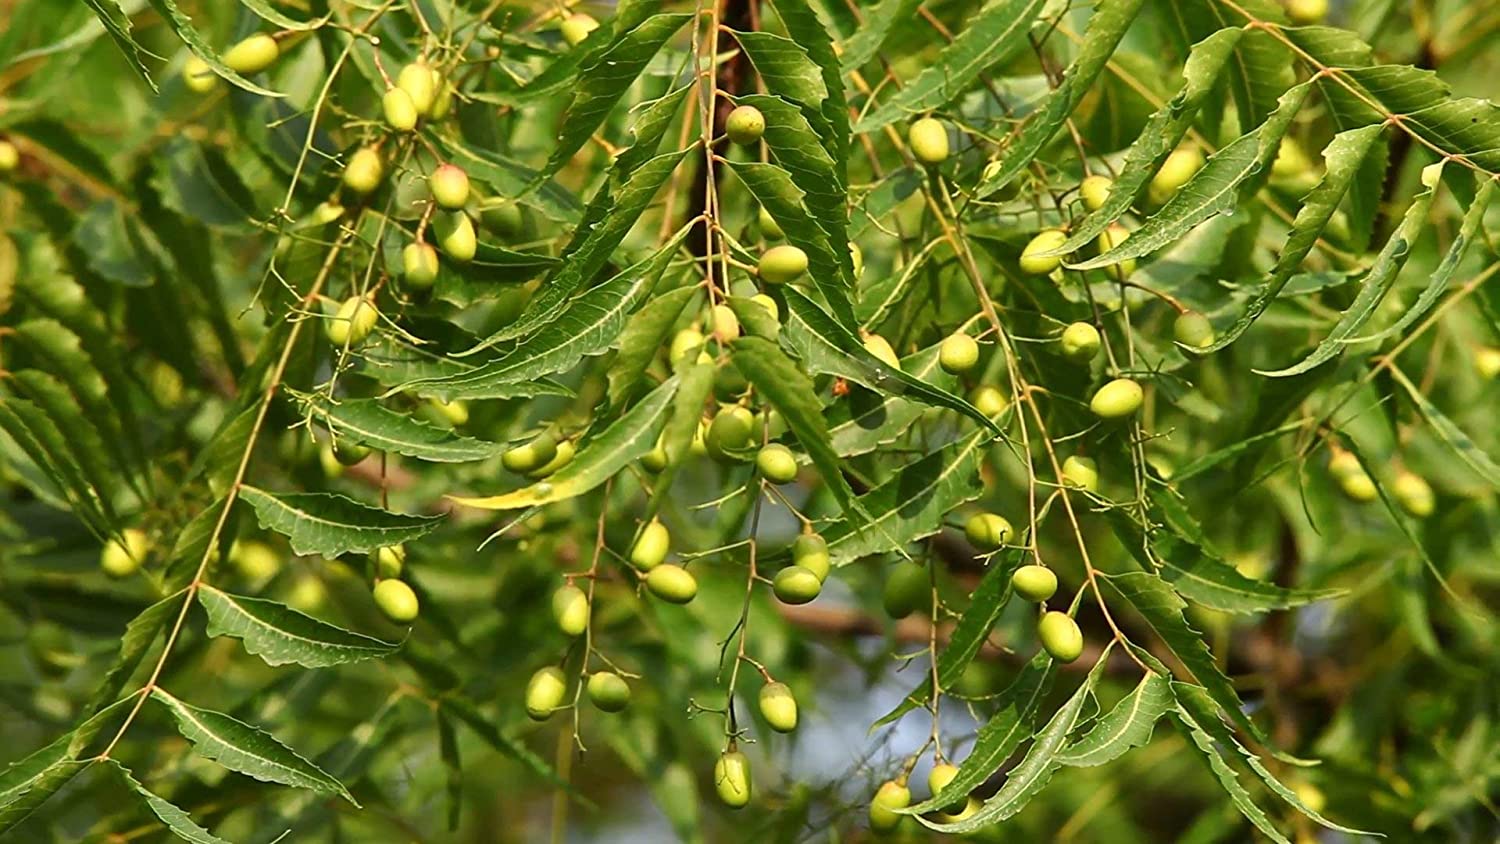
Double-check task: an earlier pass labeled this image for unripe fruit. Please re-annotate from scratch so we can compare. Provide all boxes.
[710,304,740,342]
[970,385,1007,418]
[231,540,281,580]
[311,201,344,225]
[429,164,470,210]
[1020,229,1068,275]
[647,565,697,603]
[715,750,752,808]
[182,56,218,93]
[503,433,558,474]
[223,34,279,75]
[1079,175,1112,211]
[431,398,468,427]
[1148,146,1206,206]
[864,333,900,369]
[480,198,525,238]
[669,327,706,370]
[725,105,766,145]
[326,296,378,346]
[1174,311,1215,350]
[850,242,864,279]
[373,579,420,623]
[383,87,418,131]
[1285,0,1328,25]
[375,544,405,579]
[1392,471,1434,518]
[552,584,589,636]
[773,565,822,605]
[397,62,439,115]
[434,211,477,262]
[333,438,371,466]
[587,671,631,712]
[525,666,568,720]
[964,512,1012,551]
[759,245,808,285]
[430,81,454,120]
[631,520,670,570]
[1476,346,1500,379]
[1038,611,1084,662]
[1090,378,1144,420]
[759,681,799,732]
[288,575,328,612]
[403,242,440,289]
[1011,565,1058,603]
[707,405,755,460]
[941,797,982,824]
[1339,471,1378,503]
[869,780,911,832]
[757,443,799,484]
[908,117,950,165]
[1062,455,1099,492]
[927,763,967,815]
[101,528,150,577]
[641,441,670,473]
[750,293,779,321]
[1060,322,1101,363]
[526,439,575,479]
[791,533,830,582]
[1096,224,1136,281]
[882,561,928,619]
[939,333,979,374]
[1327,450,1363,480]
[342,147,384,195]
[560,13,600,47]
[758,206,783,240]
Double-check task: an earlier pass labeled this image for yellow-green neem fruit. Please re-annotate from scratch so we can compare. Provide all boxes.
[726,105,766,145]
[1147,146,1206,206]
[552,584,589,636]
[480,198,525,239]
[526,439,575,479]
[882,560,928,619]
[792,533,830,582]
[772,565,822,605]
[869,780,911,832]
[434,211,477,262]
[1038,611,1084,662]
[1079,175,1112,211]
[1327,450,1362,480]
[560,13,600,47]
[715,750,752,808]
[374,544,405,579]
[1011,565,1058,603]
[1392,471,1434,518]
[630,520,670,570]
[908,117,950,165]
[1476,346,1500,379]
[397,62,439,115]
[646,564,698,604]
[502,432,558,474]
[333,438,370,466]
[373,579,420,623]
[1095,224,1136,281]
[587,671,631,712]
[1174,311,1215,350]
[326,296,379,346]
[525,666,568,721]
[430,81,455,120]
[402,242,439,289]
[863,333,900,369]
[182,55,218,94]
[964,512,1012,551]
[1271,137,1314,183]
[1090,377,1143,420]
[0,140,18,173]
[231,540,281,580]
[310,201,344,225]
[431,398,468,427]
[342,147,384,195]
[641,440,670,473]
[1020,229,1068,275]
[383,87,418,132]
[1059,321,1101,363]
[758,206,783,240]
[707,405,756,461]
[759,244,808,285]
[927,763,967,815]
[756,443,799,484]
[1062,455,1099,492]
[101,528,150,577]
[1338,470,1378,503]
[970,385,1008,418]
[429,164,471,210]
[1285,0,1328,24]
[669,327,706,370]
[748,293,779,322]
[710,304,740,342]
[223,34,280,75]
[759,681,799,732]
[939,333,980,374]
[850,242,864,279]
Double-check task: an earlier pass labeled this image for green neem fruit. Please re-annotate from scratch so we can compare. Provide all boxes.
[1011,565,1058,603]
[725,105,766,145]
[1060,322,1101,363]
[756,443,799,484]
[587,671,631,712]
[1393,471,1434,518]
[560,13,600,47]
[669,327,706,370]
[1147,146,1205,206]
[750,293,779,321]
[552,584,589,636]
[1090,377,1143,420]
[434,211,477,262]
[713,363,748,406]
[1038,611,1084,663]
[1327,450,1362,480]
[882,561,929,619]
[646,564,698,604]
[525,666,568,720]
[864,333,900,369]
[927,763,967,815]
[326,296,379,346]
[851,242,864,279]
[908,117,950,165]
[101,528,150,577]
[964,512,1012,551]
[630,520,671,570]
[383,87,418,131]
[1476,346,1500,379]
[1174,311,1215,350]
[641,440,670,472]
[939,333,979,374]
[941,797,981,824]
[527,440,575,479]
[397,62,439,114]
[429,164,471,210]
[707,405,755,461]
[375,544,405,579]
[231,540,281,580]
[715,750,752,809]
[402,242,439,289]
[773,566,822,605]
[430,81,454,120]
[1062,455,1098,492]
[970,385,1008,418]
[710,304,740,342]
[759,245,808,285]
[759,681,799,732]
[311,201,344,226]
[1286,0,1327,24]
[373,579,420,623]
[502,433,559,474]
[0,140,17,173]
[758,206,783,240]
[1079,175,1112,211]
[1339,471,1377,503]
[791,533,830,582]
[1270,137,1317,192]
[869,780,911,832]
[342,147,384,195]
[182,56,218,94]
[333,438,370,466]
[288,575,328,612]
[223,33,280,75]
[480,198,525,238]
[1096,224,1136,281]
[430,398,468,427]
[1020,229,1068,275]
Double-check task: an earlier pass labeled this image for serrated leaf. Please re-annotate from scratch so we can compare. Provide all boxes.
[606,285,700,408]
[1058,672,1172,767]
[151,137,257,227]
[441,697,579,797]
[8,369,123,507]
[734,31,828,113]
[238,487,443,557]
[1165,0,1291,134]
[825,337,960,458]
[1390,367,1500,489]
[0,733,90,834]
[78,0,155,87]
[1171,687,1292,844]
[162,499,231,593]
[84,595,178,720]
[0,397,112,534]
[144,0,281,97]
[293,392,508,463]
[838,0,922,72]
[437,708,462,831]
[111,761,231,844]
[239,0,328,30]
[198,585,399,668]
[764,0,849,168]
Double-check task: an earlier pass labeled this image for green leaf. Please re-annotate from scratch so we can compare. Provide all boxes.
[1165,0,1291,133]
[238,0,328,30]
[143,0,282,97]
[197,585,400,668]
[1390,367,1500,489]
[111,761,231,844]
[838,0,922,72]
[1170,421,1304,481]
[0,397,112,534]
[436,139,581,225]
[825,336,960,458]
[764,0,849,169]
[606,285,700,408]
[238,487,443,557]
[83,595,179,720]
[150,137,258,227]
[734,31,828,115]
[441,697,579,797]
[293,392,508,463]
[1059,672,1172,767]
[0,733,90,834]
[78,0,154,88]
[437,708,463,831]
[852,0,1046,133]
[151,688,355,803]
[8,369,123,506]
[1171,686,1292,844]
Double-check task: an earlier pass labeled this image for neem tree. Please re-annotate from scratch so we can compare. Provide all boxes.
[1,0,1498,841]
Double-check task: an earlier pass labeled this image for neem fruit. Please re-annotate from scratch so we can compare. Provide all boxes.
[1060,322,1101,363]
[869,780,911,832]
[552,584,589,636]
[1062,455,1099,492]
[383,87,418,131]
[939,333,979,374]
[231,540,281,580]
[397,62,439,114]
[1286,0,1328,24]
[1020,229,1068,275]
[970,385,1008,418]
[927,763,967,815]
[587,671,631,712]
[434,211,477,262]
[502,433,559,474]
[882,561,928,619]
[223,34,280,75]
[646,565,697,604]
[373,579,420,623]
[964,512,1012,551]
[429,164,471,209]
[759,245,808,285]
[707,405,755,461]
[1147,146,1205,206]
[1011,565,1058,602]
[630,520,670,570]
[342,147,384,195]
[1079,175,1112,211]
[1090,378,1143,420]
[375,544,405,579]
[561,13,601,47]
[726,105,766,145]
[759,681,799,732]
[792,533,830,581]
[1038,611,1084,662]
[863,333,900,369]
[1174,311,1215,350]
[525,666,568,720]
[908,117,950,165]
[710,304,740,342]
[526,440,575,479]
[1095,224,1136,281]
[756,444,799,484]
[326,296,378,346]
[715,750,752,808]
[332,438,370,466]
[758,206,783,240]
[773,565,822,605]
[100,528,150,577]
[1392,471,1434,518]
[183,56,218,93]
[402,242,439,289]
[480,198,525,238]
